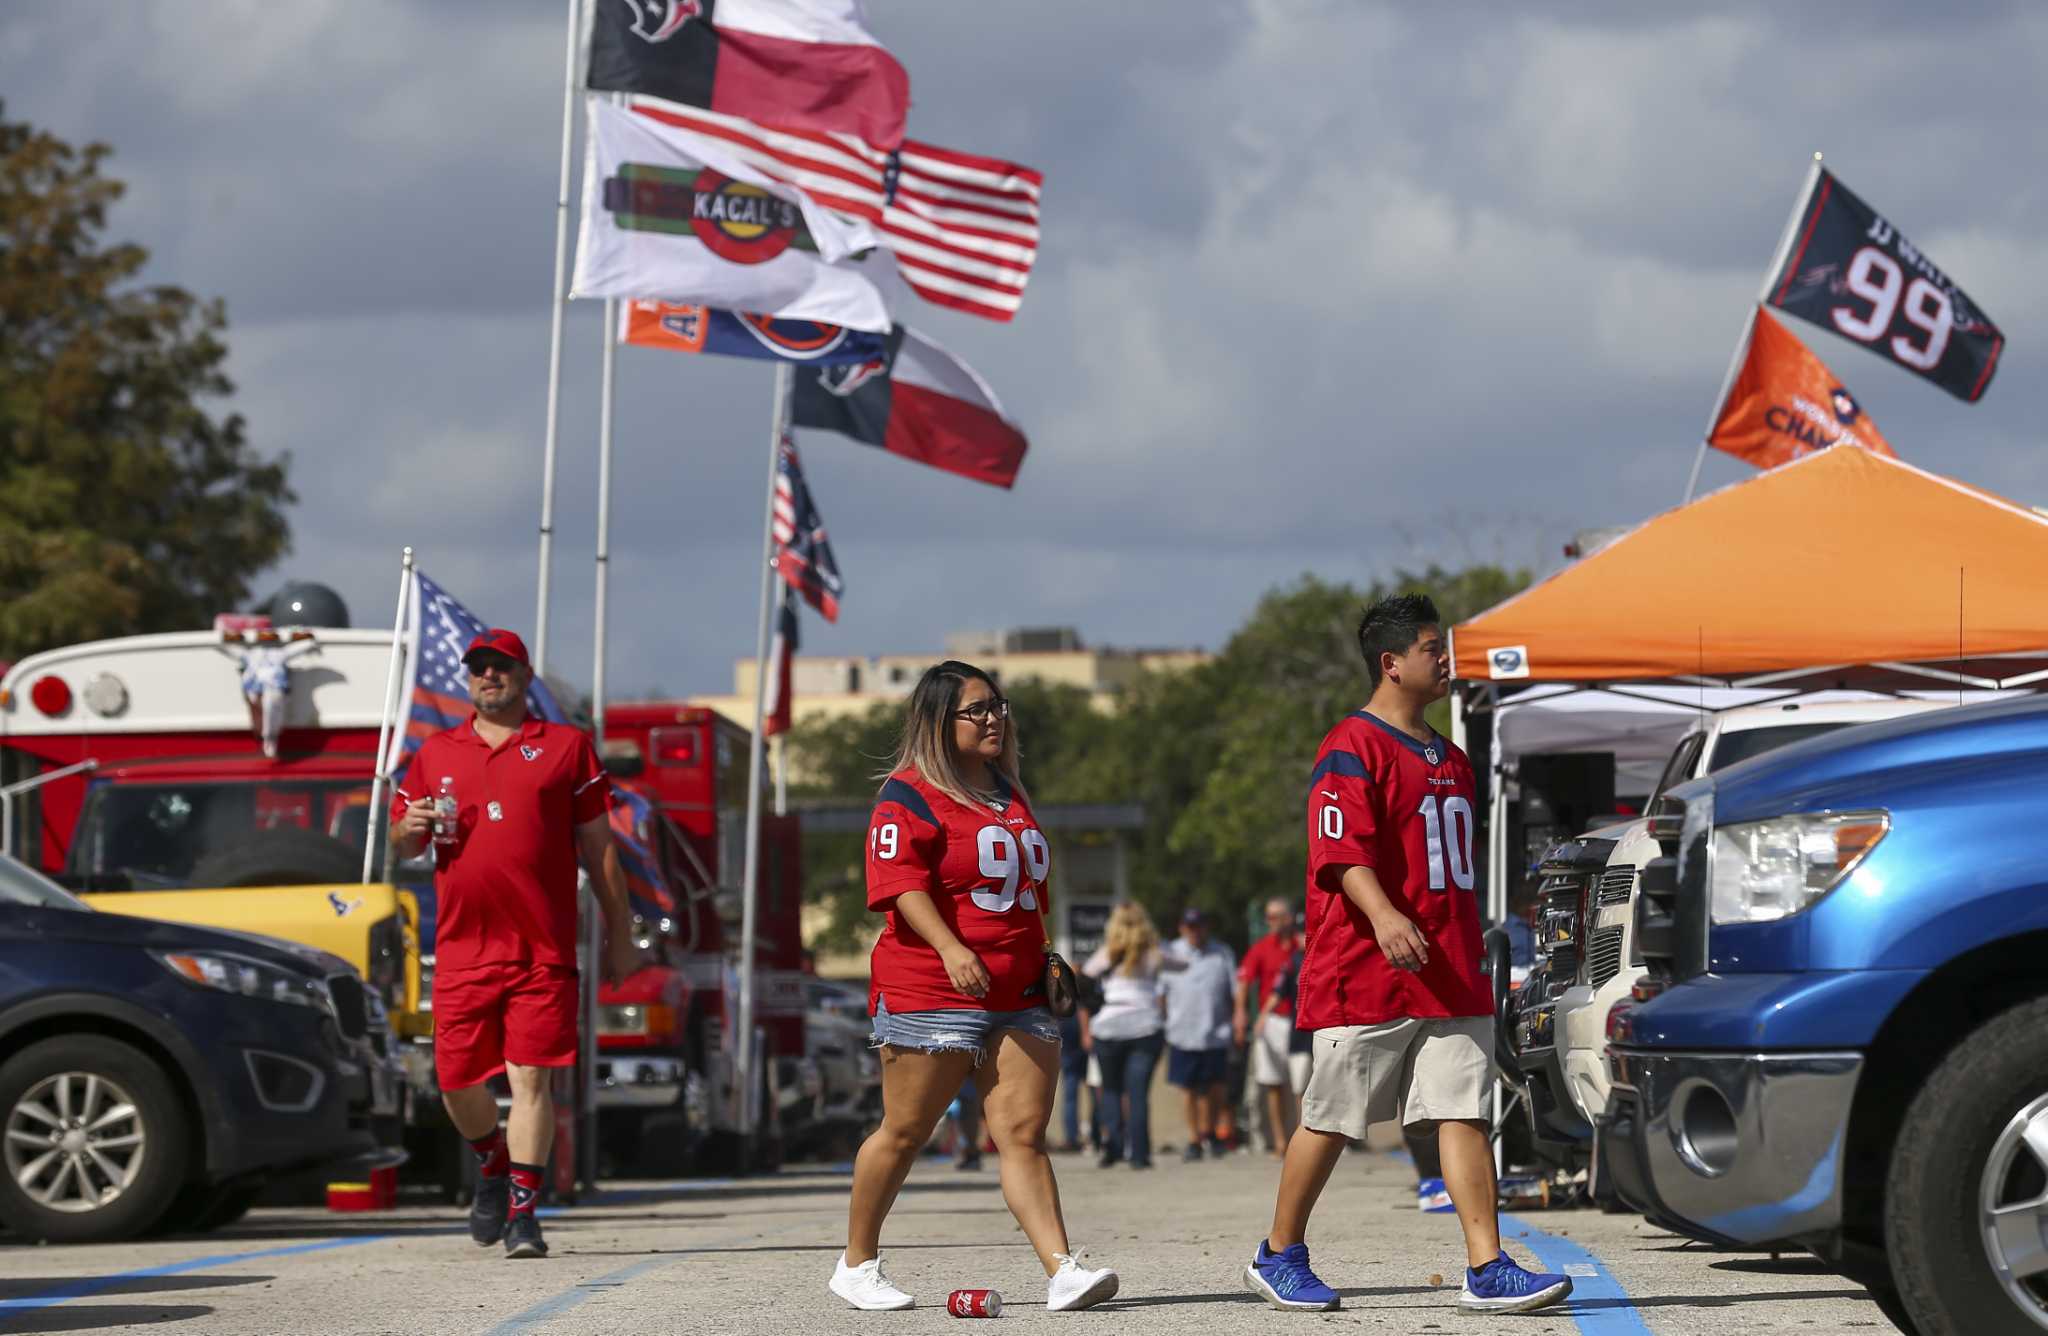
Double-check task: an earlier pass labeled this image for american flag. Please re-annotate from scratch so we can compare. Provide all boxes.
[608,780,677,915]
[626,97,1042,323]
[380,569,566,775]
[772,437,843,622]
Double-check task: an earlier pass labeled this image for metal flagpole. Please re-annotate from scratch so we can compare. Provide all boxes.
[575,296,617,1194]
[531,0,584,674]
[736,361,794,1135]
[363,547,415,883]
[1684,151,1826,504]
[773,733,788,818]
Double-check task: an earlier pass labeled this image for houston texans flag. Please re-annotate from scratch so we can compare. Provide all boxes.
[572,98,889,331]
[618,299,886,365]
[1709,308,1897,470]
[793,324,1029,488]
[381,570,567,776]
[1763,166,2003,402]
[772,437,843,621]
[762,588,797,738]
[588,0,910,149]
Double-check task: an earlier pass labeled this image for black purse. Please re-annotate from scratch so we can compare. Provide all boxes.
[1037,892,1078,1018]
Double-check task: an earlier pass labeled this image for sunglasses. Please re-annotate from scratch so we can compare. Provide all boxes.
[467,656,519,678]
[952,697,1010,725]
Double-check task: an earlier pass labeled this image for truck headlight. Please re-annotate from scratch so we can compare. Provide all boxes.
[1709,811,1889,924]
[157,951,333,1015]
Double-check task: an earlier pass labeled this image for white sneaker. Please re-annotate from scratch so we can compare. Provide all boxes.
[1046,1251,1119,1312]
[829,1253,914,1310]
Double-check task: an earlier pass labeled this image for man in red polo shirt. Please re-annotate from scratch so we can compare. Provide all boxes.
[391,628,638,1259]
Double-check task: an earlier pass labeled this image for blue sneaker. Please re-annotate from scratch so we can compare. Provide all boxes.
[1459,1252,1572,1313]
[1243,1240,1340,1311]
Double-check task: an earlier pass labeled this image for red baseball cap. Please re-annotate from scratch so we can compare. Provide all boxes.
[462,628,530,669]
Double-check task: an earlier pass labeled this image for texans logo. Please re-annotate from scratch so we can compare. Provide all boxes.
[818,358,887,398]
[520,745,544,761]
[621,0,702,43]
[326,891,363,918]
[510,1181,537,1211]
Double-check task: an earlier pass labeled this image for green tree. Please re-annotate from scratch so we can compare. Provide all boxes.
[0,107,292,660]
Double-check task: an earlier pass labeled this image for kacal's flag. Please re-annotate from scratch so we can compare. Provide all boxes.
[1764,166,2003,402]
[793,324,1029,488]
[762,587,797,738]
[1709,309,1897,470]
[588,0,910,149]
[572,97,889,331]
[381,570,566,775]
[772,437,843,620]
[627,100,1043,322]
[619,299,886,364]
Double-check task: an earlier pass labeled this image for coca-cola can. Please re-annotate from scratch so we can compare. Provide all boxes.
[947,1288,1002,1318]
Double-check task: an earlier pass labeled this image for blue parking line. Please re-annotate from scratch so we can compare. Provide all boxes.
[482,1256,676,1334]
[1501,1214,1654,1336]
[0,1235,391,1320]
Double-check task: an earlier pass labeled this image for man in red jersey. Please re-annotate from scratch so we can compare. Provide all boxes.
[1242,595,1570,1316]
[390,628,639,1260]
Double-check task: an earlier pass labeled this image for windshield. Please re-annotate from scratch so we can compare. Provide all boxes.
[0,854,92,911]
[63,778,381,893]
[1706,721,1861,772]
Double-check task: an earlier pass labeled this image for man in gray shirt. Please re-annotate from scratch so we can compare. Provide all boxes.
[1162,909,1238,1161]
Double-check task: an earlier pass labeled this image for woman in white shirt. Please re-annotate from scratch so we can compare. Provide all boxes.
[1082,903,1182,1169]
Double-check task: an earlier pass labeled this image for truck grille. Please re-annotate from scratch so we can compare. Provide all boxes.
[1594,866,1636,906]
[326,975,368,1040]
[1585,926,1627,988]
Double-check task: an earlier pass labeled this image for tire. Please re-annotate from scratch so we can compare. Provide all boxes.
[1887,996,2048,1336]
[0,1036,192,1243]
[187,825,361,888]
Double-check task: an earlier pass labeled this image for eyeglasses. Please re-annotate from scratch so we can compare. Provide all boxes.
[952,697,1010,725]
[467,657,518,679]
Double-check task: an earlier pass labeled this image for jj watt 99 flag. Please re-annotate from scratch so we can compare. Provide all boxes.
[1764,167,2003,402]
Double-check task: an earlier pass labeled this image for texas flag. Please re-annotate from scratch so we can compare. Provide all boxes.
[588,0,910,149]
[793,325,1030,489]
[1708,308,1898,471]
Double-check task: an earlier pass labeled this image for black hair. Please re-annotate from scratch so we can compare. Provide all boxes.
[1356,593,1442,689]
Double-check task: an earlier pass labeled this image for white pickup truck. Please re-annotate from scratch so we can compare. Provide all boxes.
[1503,698,1954,1172]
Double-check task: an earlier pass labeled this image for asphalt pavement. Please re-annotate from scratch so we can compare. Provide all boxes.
[0,1146,1893,1335]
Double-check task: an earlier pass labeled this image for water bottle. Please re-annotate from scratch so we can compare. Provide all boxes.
[433,776,458,848]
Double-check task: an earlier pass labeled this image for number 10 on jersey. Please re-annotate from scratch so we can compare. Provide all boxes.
[1317,794,1475,892]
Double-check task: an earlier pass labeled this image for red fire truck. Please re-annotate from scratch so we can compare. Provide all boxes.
[596,702,809,1174]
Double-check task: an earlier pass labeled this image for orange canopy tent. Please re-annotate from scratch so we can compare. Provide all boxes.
[1451,445,2048,692]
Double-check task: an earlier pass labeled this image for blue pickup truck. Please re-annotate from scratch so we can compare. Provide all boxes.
[1601,695,2048,1336]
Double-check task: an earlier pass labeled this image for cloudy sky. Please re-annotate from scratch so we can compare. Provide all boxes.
[6,2,2044,700]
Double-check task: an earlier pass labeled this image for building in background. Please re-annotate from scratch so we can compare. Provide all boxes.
[692,626,1209,734]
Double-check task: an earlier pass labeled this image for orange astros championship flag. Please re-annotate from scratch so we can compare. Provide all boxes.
[1708,308,1897,469]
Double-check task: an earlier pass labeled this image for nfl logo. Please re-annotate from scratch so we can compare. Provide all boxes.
[1424,747,1441,765]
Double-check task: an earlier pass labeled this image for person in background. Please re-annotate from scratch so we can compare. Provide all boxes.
[1162,908,1236,1161]
[1053,1010,1088,1153]
[1082,902,1180,1169]
[1236,898,1310,1156]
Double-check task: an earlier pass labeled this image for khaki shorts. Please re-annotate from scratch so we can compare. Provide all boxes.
[1299,1016,1493,1139]
[1250,1013,1311,1092]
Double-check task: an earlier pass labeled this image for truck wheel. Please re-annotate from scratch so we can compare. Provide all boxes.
[188,826,361,887]
[0,1036,192,1243]
[1887,996,2048,1335]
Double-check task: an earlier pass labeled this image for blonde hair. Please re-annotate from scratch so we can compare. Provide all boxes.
[1103,902,1159,977]
[882,660,1026,810]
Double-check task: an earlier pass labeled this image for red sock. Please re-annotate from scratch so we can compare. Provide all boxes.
[467,1128,508,1179]
[507,1162,544,1219]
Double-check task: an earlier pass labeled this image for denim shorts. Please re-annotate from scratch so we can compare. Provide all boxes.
[870,997,1061,1062]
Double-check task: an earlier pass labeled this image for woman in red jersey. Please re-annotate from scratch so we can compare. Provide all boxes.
[830,661,1120,1315]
